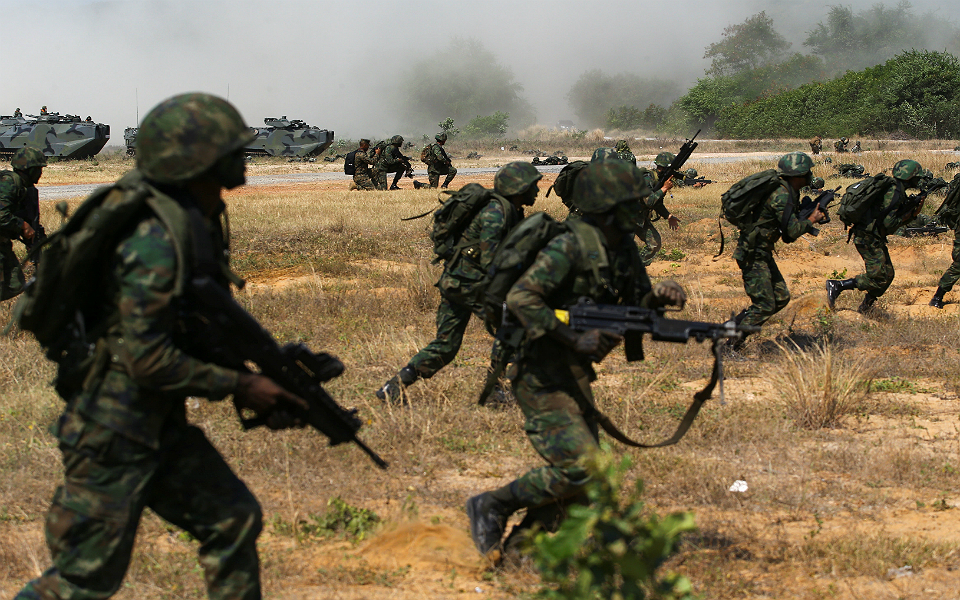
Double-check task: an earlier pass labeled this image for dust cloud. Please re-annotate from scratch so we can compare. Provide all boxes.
[0,0,954,140]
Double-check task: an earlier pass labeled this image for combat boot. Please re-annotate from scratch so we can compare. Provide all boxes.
[412,180,425,189]
[857,294,878,315]
[466,492,514,556]
[826,278,857,309]
[930,287,947,309]
[375,365,418,403]
[389,184,401,191]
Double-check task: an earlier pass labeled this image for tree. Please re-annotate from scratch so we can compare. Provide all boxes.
[566,70,680,128]
[704,12,790,76]
[399,38,533,132]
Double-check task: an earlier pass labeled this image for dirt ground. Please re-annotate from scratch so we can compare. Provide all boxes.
[4,149,960,599]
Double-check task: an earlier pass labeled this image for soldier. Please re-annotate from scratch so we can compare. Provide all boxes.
[0,146,46,300]
[809,135,823,155]
[376,162,542,403]
[852,140,862,153]
[636,152,681,266]
[465,161,686,559]
[426,132,457,189]
[380,135,413,190]
[14,93,308,600]
[930,218,960,310]
[826,159,926,314]
[40,105,48,115]
[614,139,637,165]
[834,137,849,153]
[85,115,94,123]
[13,107,22,118]
[370,140,388,191]
[353,138,377,191]
[732,152,824,350]
[679,167,708,188]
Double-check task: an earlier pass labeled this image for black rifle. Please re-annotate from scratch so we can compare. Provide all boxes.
[683,177,713,186]
[659,130,701,184]
[180,276,388,470]
[902,224,948,237]
[798,186,842,236]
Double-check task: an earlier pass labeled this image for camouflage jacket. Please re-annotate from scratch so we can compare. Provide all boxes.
[853,182,916,238]
[617,150,637,165]
[437,195,520,302]
[733,179,814,260]
[0,170,29,240]
[62,179,240,449]
[380,145,409,169]
[353,149,374,176]
[638,170,670,225]
[428,144,452,168]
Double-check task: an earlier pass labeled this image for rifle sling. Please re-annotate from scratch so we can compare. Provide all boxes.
[713,215,725,260]
[589,339,723,449]
[401,208,436,222]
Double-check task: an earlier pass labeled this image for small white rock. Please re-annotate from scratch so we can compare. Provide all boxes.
[729,480,748,493]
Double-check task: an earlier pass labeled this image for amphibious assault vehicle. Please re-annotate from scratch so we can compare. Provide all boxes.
[0,112,110,159]
[245,117,335,157]
[123,117,334,158]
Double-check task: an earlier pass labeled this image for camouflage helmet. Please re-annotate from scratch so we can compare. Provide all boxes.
[494,161,542,196]
[136,92,255,184]
[654,151,676,168]
[685,167,698,178]
[573,160,651,214]
[777,151,814,177]
[615,140,630,153]
[892,159,923,181]
[810,176,825,189]
[591,147,621,162]
[11,146,47,170]
[435,132,447,142]
[390,134,404,145]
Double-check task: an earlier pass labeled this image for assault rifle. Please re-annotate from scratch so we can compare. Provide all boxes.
[902,224,948,237]
[798,186,841,236]
[683,177,713,186]
[659,129,701,184]
[180,276,388,470]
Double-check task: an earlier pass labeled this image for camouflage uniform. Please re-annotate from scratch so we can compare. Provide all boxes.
[380,136,411,189]
[809,136,822,155]
[734,178,815,329]
[426,143,457,188]
[409,196,521,377]
[936,229,960,293]
[352,148,376,191]
[614,140,637,165]
[16,94,268,600]
[0,169,35,300]
[636,169,671,266]
[849,183,914,297]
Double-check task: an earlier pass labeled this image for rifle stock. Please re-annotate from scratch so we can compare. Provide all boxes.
[660,130,701,183]
[180,276,388,469]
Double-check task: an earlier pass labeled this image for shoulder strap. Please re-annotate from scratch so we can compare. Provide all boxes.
[566,219,609,289]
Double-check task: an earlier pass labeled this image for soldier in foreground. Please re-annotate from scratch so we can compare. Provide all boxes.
[426,132,457,188]
[466,161,686,559]
[353,138,378,191]
[14,93,308,600]
[376,162,541,403]
[732,152,823,350]
[827,160,926,313]
[0,146,46,300]
[636,151,681,266]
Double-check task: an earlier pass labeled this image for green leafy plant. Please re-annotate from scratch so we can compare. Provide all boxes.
[437,117,460,138]
[531,448,696,600]
[301,496,380,541]
[463,112,510,138]
[828,268,847,279]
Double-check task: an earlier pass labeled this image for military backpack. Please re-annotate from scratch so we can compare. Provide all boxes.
[343,149,358,175]
[429,183,497,264]
[420,144,436,166]
[545,160,589,210]
[720,169,783,228]
[836,174,896,228]
[934,173,960,230]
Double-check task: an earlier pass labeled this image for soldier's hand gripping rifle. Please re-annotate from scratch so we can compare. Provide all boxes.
[179,276,388,469]
[548,297,760,448]
[798,186,841,236]
[659,129,701,183]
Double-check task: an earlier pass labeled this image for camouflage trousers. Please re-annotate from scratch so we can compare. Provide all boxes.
[16,418,263,600]
[371,168,387,191]
[635,220,662,267]
[353,170,376,191]
[1,239,25,301]
[408,294,479,379]
[428,164,457,188]
[852,230,894,297]
[736,251,791,328]
[937,230,960,292]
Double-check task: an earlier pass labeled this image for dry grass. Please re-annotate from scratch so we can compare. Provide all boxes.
[4,145,960,598]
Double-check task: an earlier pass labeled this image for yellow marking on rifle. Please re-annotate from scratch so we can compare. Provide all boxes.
[555,309,570,325]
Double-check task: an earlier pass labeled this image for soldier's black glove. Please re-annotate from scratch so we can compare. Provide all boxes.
[649,280,687,309]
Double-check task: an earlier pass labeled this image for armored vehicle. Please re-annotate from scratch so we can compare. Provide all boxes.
[0,112,110,159]
[245,116,335,157]
[124,127,138,156]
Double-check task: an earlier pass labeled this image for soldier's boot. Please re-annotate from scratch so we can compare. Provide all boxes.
[857,294,878,315]
[348,181,358,191]
[466,491,517,556]
[375,365,418,404]
[441,173,456,189]
[412,180,425,189]
[390,171,404,190]
[826,278,857,309]
[929,287,947,309]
